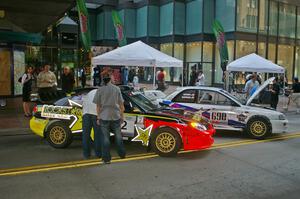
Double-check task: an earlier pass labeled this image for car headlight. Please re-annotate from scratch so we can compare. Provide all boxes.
[278,114,286,120]
[190,122,207,131]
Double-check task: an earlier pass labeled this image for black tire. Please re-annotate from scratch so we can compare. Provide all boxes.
[45,121,73,148]
[246,116,272,139]
[151,127,182,157]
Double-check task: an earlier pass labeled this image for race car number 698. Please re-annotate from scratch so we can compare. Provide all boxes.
[211,112,227,121]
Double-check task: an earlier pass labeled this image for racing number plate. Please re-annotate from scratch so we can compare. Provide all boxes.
[211,112,227,122]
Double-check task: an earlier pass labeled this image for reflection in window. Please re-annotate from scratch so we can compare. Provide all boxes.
[160,43,173,81]
[258,42,266,57]
[173,43,184,82]
[278,45,294,83]
[236,40,256,58]
[295,47,300,79]
[259,0,268,34]
[237,0,258,33]
[268,43,276,63]
[186,42,202,62]
[278,4,296,38]
[198,91,215,105]
[269,1,278,36]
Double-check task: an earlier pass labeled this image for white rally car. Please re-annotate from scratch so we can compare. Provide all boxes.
[160,77,288,139]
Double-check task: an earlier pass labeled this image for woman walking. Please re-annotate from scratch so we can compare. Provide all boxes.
[22,66,34,117]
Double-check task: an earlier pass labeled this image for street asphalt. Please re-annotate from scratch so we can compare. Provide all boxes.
[0,114,299,199]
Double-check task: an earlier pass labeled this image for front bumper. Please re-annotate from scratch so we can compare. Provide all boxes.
[271,119,288,134]
[30,117,49,137]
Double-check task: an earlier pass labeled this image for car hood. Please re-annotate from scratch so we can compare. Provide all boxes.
[241,104,283,116]
[246,77,275,106]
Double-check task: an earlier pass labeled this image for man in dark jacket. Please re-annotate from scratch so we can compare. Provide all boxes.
[189,65,197,86]
[270,77,280,110]
[61,66,75,94]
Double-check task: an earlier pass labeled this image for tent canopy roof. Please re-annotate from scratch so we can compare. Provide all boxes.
[92,41,183,68]
[227,53,285,73]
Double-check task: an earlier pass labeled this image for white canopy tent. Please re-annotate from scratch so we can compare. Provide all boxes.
[225,53,285,91]
[92,41,183,87]
[227,53,285,73]
[226,53,287,108]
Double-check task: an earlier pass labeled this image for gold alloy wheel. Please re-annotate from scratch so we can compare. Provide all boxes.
[250,121,267,136]
[49,126,67,145]
[155,132,176,153]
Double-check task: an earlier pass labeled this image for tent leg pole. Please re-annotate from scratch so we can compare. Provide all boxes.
[153,66,156,89]
[182,66,184,87]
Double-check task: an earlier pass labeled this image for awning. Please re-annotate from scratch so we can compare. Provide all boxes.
[0,31,42,44]
[0,0,75,33]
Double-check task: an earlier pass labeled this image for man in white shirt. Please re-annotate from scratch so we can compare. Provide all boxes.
[244,73,259,98]
[196,70,205,86]
[82,89,102,159]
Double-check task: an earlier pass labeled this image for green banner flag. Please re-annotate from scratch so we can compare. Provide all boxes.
[112,10,127,47]
[212,20,229,71]
[76,0,91,52]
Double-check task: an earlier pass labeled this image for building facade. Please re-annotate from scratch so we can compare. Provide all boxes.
[86,0,300,85]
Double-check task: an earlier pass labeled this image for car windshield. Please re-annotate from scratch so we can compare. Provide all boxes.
[54,95,83,106]
[128,92,158,112]
[219,89,244,105]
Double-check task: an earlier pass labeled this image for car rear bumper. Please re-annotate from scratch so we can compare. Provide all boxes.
[30,117,48,137]
[271,119,288,134]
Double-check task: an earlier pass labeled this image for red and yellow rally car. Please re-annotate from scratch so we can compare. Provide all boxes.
[30,87,215,156]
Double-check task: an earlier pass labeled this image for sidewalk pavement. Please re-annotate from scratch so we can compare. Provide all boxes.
[0,84,297,132]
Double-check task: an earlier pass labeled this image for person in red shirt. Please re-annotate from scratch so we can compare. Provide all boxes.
[157,68,165,91]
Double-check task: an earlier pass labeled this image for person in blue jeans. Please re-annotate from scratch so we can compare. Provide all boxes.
[82,89,102,159]
[93,72,126,164]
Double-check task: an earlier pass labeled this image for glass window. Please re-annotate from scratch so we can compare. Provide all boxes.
[258,42,266,57]
[298,8,300,39]
[237,0,258,33]
[295,47,300,79]
[203,42,213,62]
[215,0,235,32]
[96,12,104,40]
[148,6,159,37]
[197,90,215,104]
[236,40,256,58]
[259,0,268,34]
[203,42,213,86]
[268,43,276,63]
[279,4,296,38]
[174,2,185,35]
[136,6,147,37]
[160,43,173,81]
[174,89,197,103]
[160,3,174,36]
[186,42,202,62]
[269,1,278,36]
[104,11,115,39]
[214,47,222,84]
[203,0,214,33]
[173,43,184,82]
[215,93,234,106]
[227,41,234,63]
[125,9,136,38]
[186,0,203,35]
[89,13,97,41]
[278,45,294,83]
